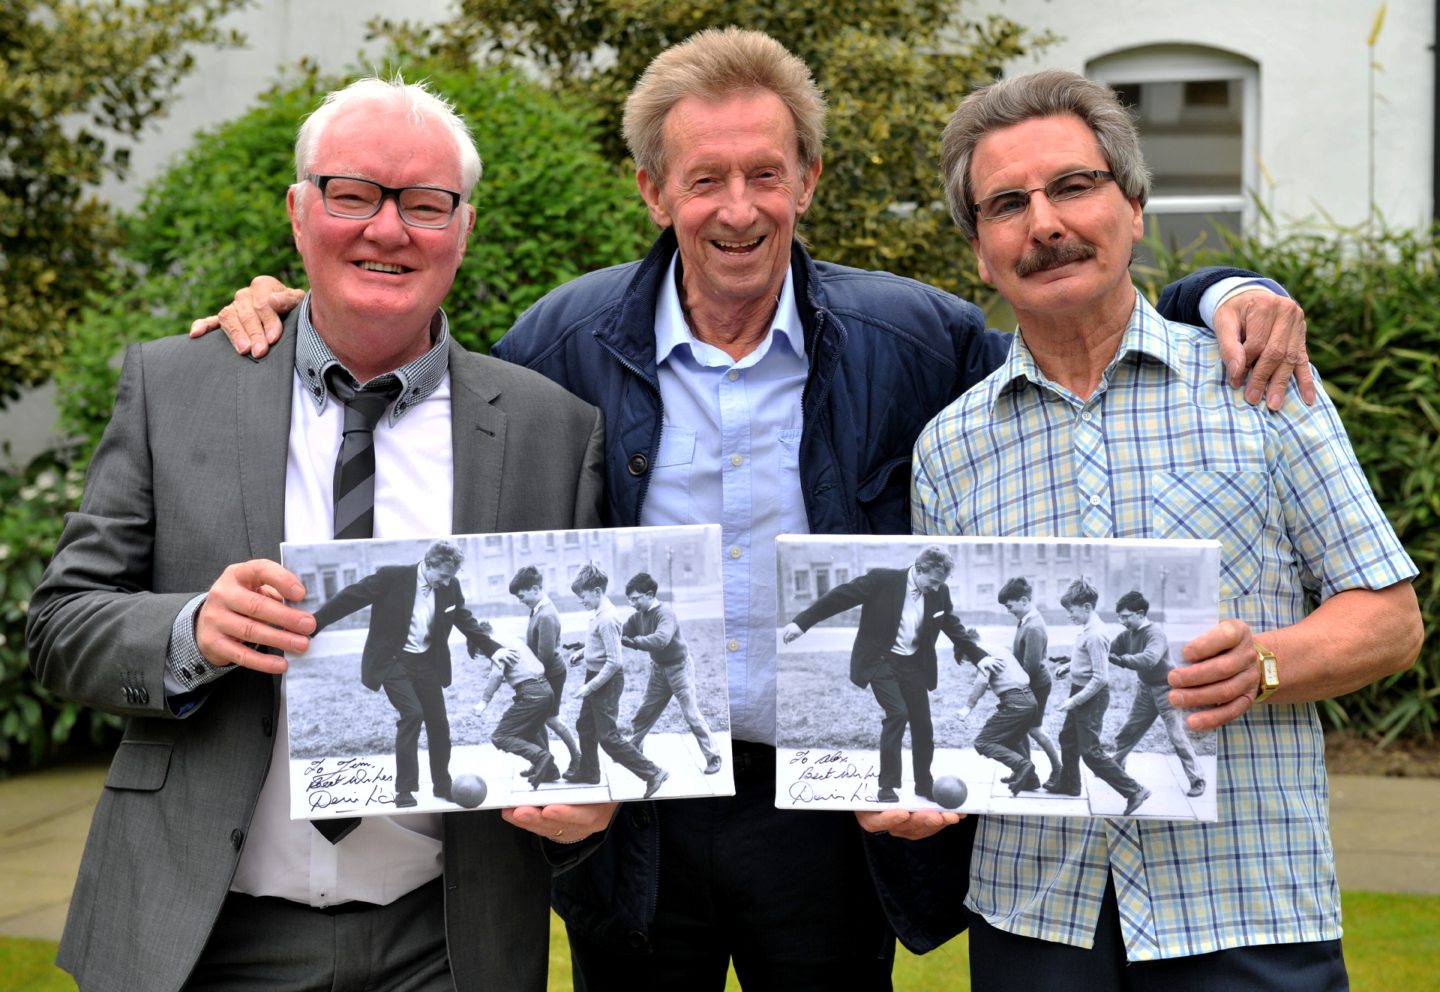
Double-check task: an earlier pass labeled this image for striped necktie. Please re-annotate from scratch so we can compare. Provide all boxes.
[327,369,403,541]
[314,368,401,843]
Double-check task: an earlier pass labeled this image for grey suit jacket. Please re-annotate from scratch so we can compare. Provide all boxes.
[26,314,604,992]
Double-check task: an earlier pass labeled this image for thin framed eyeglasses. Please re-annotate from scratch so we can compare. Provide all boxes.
[972,169,1116,224]
[307,174,462,229]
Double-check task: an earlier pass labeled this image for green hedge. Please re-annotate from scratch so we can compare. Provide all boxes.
[2,59,651,775]
[1140,220,1440,742]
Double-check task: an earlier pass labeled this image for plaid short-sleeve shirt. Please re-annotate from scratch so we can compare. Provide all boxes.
[911,290,1416,961]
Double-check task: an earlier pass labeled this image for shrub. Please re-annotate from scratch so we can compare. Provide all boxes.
[0,451,121,773]
[1140,220,1440,743]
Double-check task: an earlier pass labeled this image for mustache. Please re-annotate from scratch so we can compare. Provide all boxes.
[1015,240,1097,277]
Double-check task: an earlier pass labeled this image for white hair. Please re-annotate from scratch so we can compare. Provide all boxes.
[294,75,482,196]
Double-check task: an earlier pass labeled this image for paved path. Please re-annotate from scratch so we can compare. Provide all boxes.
[3,764,1438,943]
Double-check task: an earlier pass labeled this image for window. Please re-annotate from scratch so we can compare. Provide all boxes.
[794,569,811,599]
[1089,45,1258,256]
[975,543,995,564]
[483,535,503,553]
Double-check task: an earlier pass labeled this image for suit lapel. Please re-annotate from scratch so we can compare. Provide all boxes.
[448,342,506,535]
[235,313,299,560]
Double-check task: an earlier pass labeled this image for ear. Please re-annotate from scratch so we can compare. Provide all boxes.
[287,184,303,244]
[971,237,995,285]
[636,168,673,229]
[455,203,476,262]
[1130,198,1144,243]
[795,156,823,216]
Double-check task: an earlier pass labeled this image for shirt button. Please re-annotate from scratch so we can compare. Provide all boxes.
[627,454,648,476]
[730,454,743,467]
[729,546,742,559]
[728,639,740,652]
[1080,410,1092,422]
[1088,494,1102,506]
[727,370,740,381]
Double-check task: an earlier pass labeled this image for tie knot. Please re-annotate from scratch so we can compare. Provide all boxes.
[326,367,403,431]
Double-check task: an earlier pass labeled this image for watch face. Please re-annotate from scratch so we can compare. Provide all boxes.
[1262,656,1279,685]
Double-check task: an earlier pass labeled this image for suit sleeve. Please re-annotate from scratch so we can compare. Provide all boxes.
[1156,266,1273,324]
[791,572,884,631]
[572,406,605,529]
[311,571,390,634]
[26,344,202,719]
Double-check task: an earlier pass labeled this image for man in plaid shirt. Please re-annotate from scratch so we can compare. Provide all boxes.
[912,69,1422,989]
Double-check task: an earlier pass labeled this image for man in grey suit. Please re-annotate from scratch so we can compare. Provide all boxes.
[27,77,607,992]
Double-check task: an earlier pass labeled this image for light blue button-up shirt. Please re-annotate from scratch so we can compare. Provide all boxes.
[639,255,809,744]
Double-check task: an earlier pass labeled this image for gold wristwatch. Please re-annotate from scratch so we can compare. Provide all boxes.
[1253,642,1279,704]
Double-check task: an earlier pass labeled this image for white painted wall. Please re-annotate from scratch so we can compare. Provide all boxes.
[103,0,455,210]
[965,0,1435,229]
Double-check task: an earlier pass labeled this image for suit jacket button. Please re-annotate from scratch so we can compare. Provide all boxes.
[262,717,274,736]
[230,829,244,849]
[137,687,150,704]
[628,807,651,829]
[626,454,648,476]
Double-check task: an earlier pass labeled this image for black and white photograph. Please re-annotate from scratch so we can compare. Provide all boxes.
[281,524,732,822]
[775,534,1220,821]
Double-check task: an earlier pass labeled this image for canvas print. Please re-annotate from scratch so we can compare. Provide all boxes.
[775,535,1220,821]
[281,524,732,822]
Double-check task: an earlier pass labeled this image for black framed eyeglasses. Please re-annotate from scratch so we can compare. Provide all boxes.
[306,174,463,229]
[973,169,1116,224]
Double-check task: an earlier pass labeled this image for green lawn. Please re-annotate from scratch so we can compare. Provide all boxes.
[6,892,1434,991]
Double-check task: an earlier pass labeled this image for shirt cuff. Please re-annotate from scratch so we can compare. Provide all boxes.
[165,593,231,709]
[1197,276,1288,329]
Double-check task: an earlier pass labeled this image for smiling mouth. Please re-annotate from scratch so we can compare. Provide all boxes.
[713,236,763,254]
[355,260,411,275]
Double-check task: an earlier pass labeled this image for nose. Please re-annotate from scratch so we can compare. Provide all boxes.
[1025,189,1067,242]
[716,176,758,231]
[362,195,411,243]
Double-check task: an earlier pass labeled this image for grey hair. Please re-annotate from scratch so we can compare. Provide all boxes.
[294,75,482,197]
[941,69,1150,239]
[914,545,955,579]
[622,27,826,181]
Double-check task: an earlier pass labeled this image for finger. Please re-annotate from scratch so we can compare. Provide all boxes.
[886,811,960,840]
[264,288,305,345]
[1210,303,1247,388]
[224,559,308,604]
[188,315,222,338]
[1179,618,1248,665]
[1168,659,1255,711]
[855,810,912,834]
[1292,353,1318,406]
[1182,689,1253,732]
[223,288,271,359]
